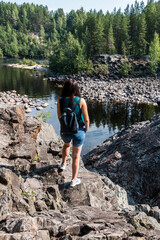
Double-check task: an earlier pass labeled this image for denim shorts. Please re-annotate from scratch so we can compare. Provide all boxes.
[60,128,85,147]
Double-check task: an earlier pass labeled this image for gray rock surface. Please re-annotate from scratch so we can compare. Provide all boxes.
[0,105,160,239]
[83,113,160,219]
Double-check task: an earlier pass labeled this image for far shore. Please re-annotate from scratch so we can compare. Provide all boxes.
[6,63,48,72]
[4,62,160,106]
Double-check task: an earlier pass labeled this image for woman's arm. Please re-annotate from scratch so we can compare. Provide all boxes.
[57,100,61,121]
[80,98,89,133]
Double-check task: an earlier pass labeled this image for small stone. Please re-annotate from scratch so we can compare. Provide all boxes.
[41,103,49,108]
[25,108,32,113]
[36,106,43,111]
[114,151,122,159]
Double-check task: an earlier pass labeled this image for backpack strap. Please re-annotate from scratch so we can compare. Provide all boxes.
[60,97,80,113]
[73,97,80,112]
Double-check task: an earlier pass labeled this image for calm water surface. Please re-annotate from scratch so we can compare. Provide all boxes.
[0,59,160,155]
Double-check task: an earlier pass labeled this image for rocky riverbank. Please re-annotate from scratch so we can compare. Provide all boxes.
[46,74,160,106]
[0,90,49,113]
[45,55,160,105]
[5,56,160,106]
[0,105,160,239]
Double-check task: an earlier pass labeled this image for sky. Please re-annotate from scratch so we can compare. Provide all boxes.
[2,0,150,13]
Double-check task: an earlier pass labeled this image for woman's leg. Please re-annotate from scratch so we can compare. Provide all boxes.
[72,145,82,180]
[62,142,71,164]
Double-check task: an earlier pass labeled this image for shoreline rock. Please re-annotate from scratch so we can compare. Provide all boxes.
[6,63,48,72]
[0,105,160,239]
[46,74,160,106]
[0,90,49,113]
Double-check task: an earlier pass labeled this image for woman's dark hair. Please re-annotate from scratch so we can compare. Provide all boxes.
[60,78,81,112]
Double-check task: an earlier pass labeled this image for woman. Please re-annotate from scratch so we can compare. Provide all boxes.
[57,78,89,187]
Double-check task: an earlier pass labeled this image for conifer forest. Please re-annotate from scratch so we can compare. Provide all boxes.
[0,0,160,74]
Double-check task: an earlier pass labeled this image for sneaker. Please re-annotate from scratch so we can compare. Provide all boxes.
[59,163,66,170]
[70,178,81,187]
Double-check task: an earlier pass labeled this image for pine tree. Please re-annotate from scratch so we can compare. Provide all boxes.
[0,47,3,56]
[11,5,19,27]
[148,32,160,75]
[155,1,160,38]
[94,12,105,54]
[145,0,156,52]
[103,12,110,52]
[76,8,86,41]
[120,14,130,55]
[107,24,116,54]
[136,12,147,56]
[49,32,87,74]
[129,2,140,55]
[66,10,78,35]
[113,8,123,53]
[55,8,66,36]
[84,11,97,58]
[39,25,45,39]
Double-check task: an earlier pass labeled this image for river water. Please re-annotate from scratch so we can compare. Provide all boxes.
[0,59,160,155]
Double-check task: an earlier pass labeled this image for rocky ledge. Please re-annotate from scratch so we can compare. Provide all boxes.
[0,105,160,239]
[83,113,160,226]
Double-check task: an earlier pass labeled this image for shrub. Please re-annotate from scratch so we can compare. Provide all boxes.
[19,57,37,66]
[148,32,160,76]
[119,61,133,77]
[94,64,109,75]
[35,110,51,122]
[85,60,94,74]
[0,48,3,57]
[85,63,109,75]
[49,33,87,74]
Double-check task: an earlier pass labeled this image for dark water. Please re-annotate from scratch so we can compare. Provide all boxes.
[0,59,160,155]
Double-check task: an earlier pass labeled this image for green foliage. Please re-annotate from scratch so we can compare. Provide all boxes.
[86,64,109,75]
[39,25,45,39]
[0,0,160,66]
[119,61,133,77]
[136,13,147,56]
[36,110,51,122]
[107,24,116,54]
[32,154,40,164]
[19,58,37,66]
[84,60,94,74]
[148,32,160,75]
[95,64,109,75]
[21,191,35,199]
[0,47,3,56]
[49,32,87,74]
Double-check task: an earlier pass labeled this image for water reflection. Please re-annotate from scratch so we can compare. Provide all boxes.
[0,65,53,98]
[83,101,160,154]
[88,101,159,131]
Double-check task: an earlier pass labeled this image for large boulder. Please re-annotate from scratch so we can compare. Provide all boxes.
[83,113,160,207]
